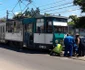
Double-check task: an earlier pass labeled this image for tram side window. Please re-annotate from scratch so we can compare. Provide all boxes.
[46,21,53,33]
[6,21,14,32]
[36,19,44,33]
[6,21,22,33]
[25,24,33,35]
[14,21,22,33]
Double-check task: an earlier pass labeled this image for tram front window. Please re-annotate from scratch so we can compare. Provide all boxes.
[36,19,44,33]
[54,26,68,33]
[53,18,68,33]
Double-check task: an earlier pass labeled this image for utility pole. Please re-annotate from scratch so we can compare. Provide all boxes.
[6,10,9,21]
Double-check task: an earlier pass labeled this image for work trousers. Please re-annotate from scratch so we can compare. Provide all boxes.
[78,45,85,56]
[64,44,73,57]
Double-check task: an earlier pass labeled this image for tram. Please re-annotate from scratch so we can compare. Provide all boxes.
[0,15,68,50]
[22,16,68,50]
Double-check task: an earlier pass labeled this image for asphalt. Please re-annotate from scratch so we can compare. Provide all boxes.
[0,44,85,70]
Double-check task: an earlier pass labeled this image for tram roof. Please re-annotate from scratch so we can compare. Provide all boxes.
[35,15,68,19]
[22,15,68,24]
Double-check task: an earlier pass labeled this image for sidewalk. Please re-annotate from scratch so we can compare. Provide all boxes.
[72,56,85,61]
[61,51,85,61]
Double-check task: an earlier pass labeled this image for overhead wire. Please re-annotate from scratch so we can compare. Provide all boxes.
[31,3,37,8]
[10,0,21,16]
[9,0,31,16]
[9,0,81,17]
[41,4,74,13]
[21,2,30,13]
[36,0,81,16]
[38,0,68,8]
[19,1,22,13]
[40,2,73,11]
[20,0,32,14]
[11,0,20,12]
[49,8,80,15]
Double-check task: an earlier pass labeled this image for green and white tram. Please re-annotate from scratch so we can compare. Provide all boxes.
[22,16,68,50]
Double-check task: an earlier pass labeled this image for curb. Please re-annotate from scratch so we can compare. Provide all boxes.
[71,57,85,61]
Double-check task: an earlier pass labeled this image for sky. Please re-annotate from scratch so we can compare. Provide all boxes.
[0,0,83,18]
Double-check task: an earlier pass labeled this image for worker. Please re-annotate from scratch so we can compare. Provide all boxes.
[50,40,62,56]
[64,33,75,57]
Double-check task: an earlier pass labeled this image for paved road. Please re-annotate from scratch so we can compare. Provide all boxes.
[0,45,85,70]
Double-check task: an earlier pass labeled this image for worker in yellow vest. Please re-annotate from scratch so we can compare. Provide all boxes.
[50,40,63,56]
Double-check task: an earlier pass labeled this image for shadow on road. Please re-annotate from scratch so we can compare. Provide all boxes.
[0,43,50,55]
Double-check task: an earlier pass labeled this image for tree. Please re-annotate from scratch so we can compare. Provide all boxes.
[44,13,51,16]
[68,15,85,28]
[74,0,85,12]
[13,7,41,19]
[13,12,24,19]
[0,17,6,22]
[35,7,40,17]
[78,17,85,28]
[30,7,41,17]
[68,15,79,27]
[24,9,31,17]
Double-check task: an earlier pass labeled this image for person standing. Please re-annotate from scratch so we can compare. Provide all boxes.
[75,34,80,47]
[74,34,80,56]
[78,37,85,56]
[64,33,75,57]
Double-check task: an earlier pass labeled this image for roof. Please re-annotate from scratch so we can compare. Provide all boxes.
[35,15,68,19]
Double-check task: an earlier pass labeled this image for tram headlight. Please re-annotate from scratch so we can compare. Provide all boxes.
[55,40,58,44]
[23,43,27,47]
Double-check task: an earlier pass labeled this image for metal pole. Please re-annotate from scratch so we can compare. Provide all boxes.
[6,10,9,21]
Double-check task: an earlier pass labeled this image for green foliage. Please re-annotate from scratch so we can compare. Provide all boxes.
[13,12,24,19]
[68,15,79,27]
[77,17,85,28]
[68,21,74,25]
[24,7,40,18]
[13,7,41,19]
[0,18,6,22]
[74,0,85,12]
[44,13,51,16]
[68,15,85,28]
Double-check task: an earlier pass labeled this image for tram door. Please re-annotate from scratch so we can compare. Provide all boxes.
[24,23,33,46]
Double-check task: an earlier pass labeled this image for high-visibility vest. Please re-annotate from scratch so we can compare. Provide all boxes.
[53,44,62,53]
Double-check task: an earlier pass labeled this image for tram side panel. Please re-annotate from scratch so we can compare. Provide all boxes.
[5,20,23,47]
[0,22,6,43]
[5,32,23,42]
[34,33,53,49]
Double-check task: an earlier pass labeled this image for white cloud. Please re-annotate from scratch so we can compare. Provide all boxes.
[68,9,72,12]
[81,13,85,17]
[71,13,76,16]
[15,12,19,15]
